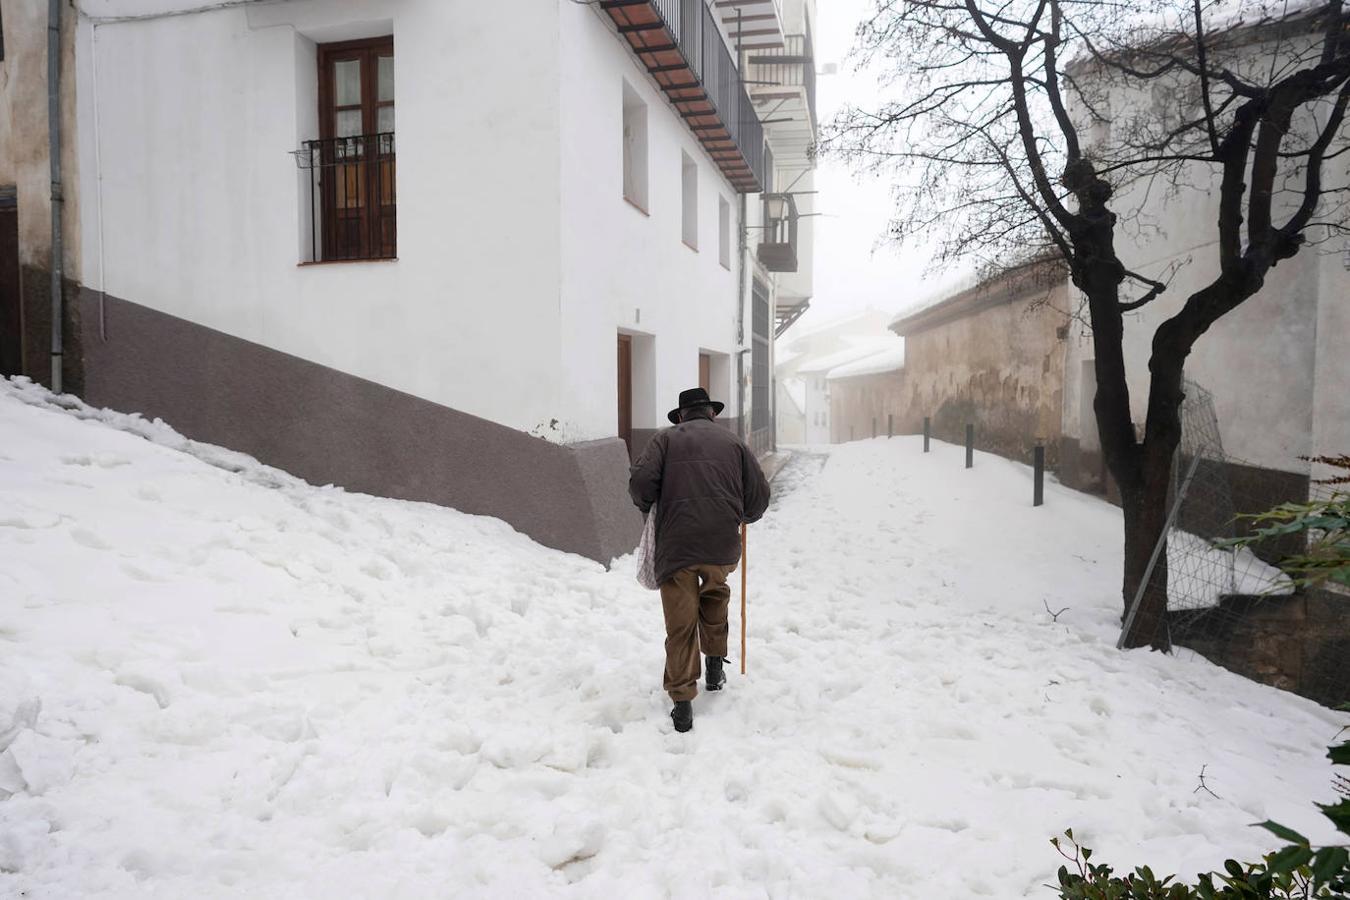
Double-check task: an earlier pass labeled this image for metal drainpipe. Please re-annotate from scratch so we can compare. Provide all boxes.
[736,193,748,440]
[48,0,66,393]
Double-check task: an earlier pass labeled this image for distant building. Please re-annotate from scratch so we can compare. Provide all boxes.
[774,308,894,444]
[826,343,906,442]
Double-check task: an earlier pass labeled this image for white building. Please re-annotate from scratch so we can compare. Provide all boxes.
[773,308,894,445]
[0,0,817,562]
[1058,13,1350,503]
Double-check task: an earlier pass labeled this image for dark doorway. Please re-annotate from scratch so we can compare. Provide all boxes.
[617,334,633,453]
[0,189,21,378]
[698,352,711,394]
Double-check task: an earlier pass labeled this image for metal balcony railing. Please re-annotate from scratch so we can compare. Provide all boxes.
[747,30,817,132]
[757,192,799,272]
[633,0,767,191]
[294,133,397,263]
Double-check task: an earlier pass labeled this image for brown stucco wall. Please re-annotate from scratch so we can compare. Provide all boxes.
[829,368,906,443]
[79,289,643,565]
[894,274,1070,467]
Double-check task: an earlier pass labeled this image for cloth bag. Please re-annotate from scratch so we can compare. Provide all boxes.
[636,504,659,590]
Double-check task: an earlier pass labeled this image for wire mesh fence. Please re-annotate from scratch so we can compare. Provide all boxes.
[1122,381,1349,707]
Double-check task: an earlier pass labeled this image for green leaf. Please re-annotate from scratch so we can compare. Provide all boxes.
[1319,799,1350,836]
[1311,847,1349,883]
[1254,820,1310,846]
[1329,742,1350,767]
[1268,844,1314,875]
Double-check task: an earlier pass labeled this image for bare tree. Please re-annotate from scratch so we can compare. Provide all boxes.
[828,0,1350,649]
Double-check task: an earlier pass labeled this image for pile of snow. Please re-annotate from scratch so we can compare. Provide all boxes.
[1168,531,1296,610]
[0,377,1344,898]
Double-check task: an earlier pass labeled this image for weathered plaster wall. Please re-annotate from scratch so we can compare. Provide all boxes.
[894,279,1069,466]
[829,368,905,443]
[0,0,83,388]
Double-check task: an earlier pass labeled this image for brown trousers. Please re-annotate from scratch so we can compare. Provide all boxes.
[659,563,737,702]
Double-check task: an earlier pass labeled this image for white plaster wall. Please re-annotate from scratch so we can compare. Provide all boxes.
[1062,36,1345,476]
[75,0,564,433]
[557,1,742,441]
[1309,150,1350,470]
[801,373,830,443]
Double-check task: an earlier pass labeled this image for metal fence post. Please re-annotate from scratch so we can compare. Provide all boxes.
[1033,445,1045,506]
[887,414,893,438]
[923,417,930,452]
[871,417,876,439]
[965,424,974,468]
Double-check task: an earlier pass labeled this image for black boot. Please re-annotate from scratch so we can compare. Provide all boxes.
[705,655,727,692]
[671,700,693,733]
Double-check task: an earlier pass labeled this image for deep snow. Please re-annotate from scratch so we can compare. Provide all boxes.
[0,377,1344,899]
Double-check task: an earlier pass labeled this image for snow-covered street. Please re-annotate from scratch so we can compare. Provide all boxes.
[0,376,1345,899]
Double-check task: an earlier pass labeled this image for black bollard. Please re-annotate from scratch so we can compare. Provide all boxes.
[965,424,974,469]
[872,417,876,439]
[887,414,893,439]
[1033,445,1045,507]
[923,417,930,452]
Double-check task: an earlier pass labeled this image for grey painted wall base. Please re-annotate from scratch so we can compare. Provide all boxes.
[79,289,642,564]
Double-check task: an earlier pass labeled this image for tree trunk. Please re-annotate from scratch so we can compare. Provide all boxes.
[1118,351,1189,650]
[1118,455,1175,650]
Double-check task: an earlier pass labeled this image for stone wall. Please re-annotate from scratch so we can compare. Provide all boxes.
[829,368,905,442]
[1171,589,1350,708]
[890,260,1070,467]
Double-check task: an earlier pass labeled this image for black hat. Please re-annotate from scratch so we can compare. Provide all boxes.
[667,387,725,424]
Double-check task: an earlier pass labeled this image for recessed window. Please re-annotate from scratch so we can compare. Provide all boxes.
[300,36,396,262]
[622,81,649,212]
[718,195,731,269]
[681,152,698,249]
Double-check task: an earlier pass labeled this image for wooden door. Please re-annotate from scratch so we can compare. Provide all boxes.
[698,353,711,395]
[617,335,633,452]
[317,37,395,260]
[0,202,20,378]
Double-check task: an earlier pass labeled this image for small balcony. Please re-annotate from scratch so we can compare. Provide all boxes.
[601,0,766,193]
[746,27,816,164]
[294,133,397,263]
[757,192,798,272]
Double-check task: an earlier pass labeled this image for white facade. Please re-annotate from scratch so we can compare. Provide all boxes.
[1062,28,1350,480]
[71,0,765,445]
[559,5,742,441]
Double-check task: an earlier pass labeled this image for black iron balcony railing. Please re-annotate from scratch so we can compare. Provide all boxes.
[294,133,396,263]
[748,30,817,132]
[604,0,766,192]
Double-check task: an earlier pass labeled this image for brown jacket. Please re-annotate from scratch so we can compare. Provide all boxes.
[628,418,772,585]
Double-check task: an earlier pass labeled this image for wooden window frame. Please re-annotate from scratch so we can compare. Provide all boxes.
[318,37,394,141]
[314,36,396,261]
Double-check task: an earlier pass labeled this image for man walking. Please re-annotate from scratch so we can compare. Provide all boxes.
[629,387,772,732]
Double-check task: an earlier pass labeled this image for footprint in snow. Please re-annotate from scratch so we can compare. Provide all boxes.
[71,527,113,551]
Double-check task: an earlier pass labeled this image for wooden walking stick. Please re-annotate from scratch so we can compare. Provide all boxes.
[740,523,747,675]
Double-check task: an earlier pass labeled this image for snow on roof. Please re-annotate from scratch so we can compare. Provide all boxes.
[795,337,901,375]
[886,265,983,330]
[828,343,907,380]
[780,307,891,346]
